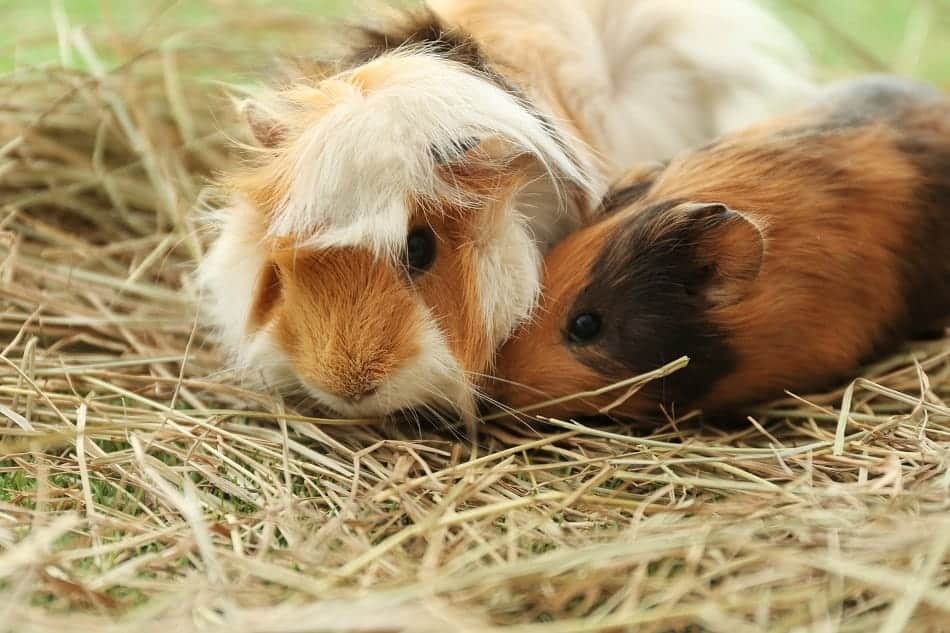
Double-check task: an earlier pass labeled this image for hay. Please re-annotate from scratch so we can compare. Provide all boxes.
[1,3,948,632]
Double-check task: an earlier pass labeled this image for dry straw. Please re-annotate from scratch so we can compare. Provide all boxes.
[0,3,948,632]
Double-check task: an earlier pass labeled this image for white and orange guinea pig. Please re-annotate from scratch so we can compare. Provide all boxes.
[495,77,950,420]
[198,0,812,420]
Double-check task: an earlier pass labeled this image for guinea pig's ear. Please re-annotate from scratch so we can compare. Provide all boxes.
[241,101,286,149]
[679,202,765,308]
[250,260,283,330]
[248,239,297,330]
[269,238,301,275]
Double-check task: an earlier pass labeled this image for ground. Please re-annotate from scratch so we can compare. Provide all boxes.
[0,2,948,632]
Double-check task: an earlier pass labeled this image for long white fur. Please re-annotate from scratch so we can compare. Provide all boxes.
[471,204,543,349]
[198,198,269,370]
[267,52,590,258]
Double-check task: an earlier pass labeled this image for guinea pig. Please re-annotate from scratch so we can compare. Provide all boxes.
[198,1,812,420]
[494,77,950,420]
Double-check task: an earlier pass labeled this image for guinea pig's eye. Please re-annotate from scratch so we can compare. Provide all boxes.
[567,312,603,344]
[405,226,437,274]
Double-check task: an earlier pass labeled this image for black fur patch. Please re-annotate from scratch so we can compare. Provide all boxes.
[600,179,658,215]
[568,199,738,413]
[821,76,940,126]
[897,133,950,334]
[778,76,941,139]
[348,8,491,72]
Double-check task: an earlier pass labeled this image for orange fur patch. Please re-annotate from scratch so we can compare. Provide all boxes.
[269,246,422,400]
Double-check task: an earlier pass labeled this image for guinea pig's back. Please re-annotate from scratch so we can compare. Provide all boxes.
[641,78,950,407]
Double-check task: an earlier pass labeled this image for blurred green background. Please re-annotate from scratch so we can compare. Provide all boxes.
[761,0,950,83]
[0,1,948,82]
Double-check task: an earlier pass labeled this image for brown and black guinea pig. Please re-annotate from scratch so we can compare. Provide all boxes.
[493,76,950,420]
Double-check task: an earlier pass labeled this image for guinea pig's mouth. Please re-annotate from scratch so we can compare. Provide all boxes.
[307,389,476,432]
[312,391,391,419]
[295,358,477,422]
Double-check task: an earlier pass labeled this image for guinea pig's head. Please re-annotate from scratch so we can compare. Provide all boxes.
[199,48,590,421]
[494,199,765,420]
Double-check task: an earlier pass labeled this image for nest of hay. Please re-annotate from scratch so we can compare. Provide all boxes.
[1,3,948,632]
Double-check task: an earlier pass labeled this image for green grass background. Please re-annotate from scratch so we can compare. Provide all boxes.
[1,0,948,83]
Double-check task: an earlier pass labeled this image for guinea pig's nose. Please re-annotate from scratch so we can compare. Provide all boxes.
[344,384,379,404]
[337,379,380,404]
[336,357,388,404]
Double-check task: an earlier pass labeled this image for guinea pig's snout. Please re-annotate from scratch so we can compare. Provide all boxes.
[331,356,389,405]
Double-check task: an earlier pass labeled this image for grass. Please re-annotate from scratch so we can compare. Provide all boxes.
[0,1,948,632]
[0,0,352,73]
[764,0,950,84]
